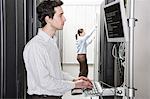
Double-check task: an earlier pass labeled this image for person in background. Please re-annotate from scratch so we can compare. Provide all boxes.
[23,0,93,99]
[71,26,97,95]
[75,26,97,77]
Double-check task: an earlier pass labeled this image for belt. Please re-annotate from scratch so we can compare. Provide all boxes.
[78,54,86,55]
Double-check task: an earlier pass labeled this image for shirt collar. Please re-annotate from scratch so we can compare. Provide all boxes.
[37,28,54,42]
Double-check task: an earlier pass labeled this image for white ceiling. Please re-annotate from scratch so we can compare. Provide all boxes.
[62,0,104,5]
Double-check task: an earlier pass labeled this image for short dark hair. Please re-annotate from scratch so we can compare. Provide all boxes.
[36,0,63,27]
[75,28,84,40]
[78,28,83,34]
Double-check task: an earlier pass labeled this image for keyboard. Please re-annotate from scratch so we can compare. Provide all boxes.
[83,81,103,96]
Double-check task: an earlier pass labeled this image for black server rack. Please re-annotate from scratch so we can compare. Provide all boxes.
[100,21,123,99]
[0,0,26,98]
[98,0,124,99]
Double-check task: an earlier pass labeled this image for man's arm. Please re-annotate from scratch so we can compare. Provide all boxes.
[62,71,75,81]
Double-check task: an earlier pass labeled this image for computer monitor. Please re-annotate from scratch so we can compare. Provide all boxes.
[104,0,128,42]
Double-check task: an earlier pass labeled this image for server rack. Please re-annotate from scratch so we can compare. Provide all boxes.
[97,0,124,99]
[0,0,26,98]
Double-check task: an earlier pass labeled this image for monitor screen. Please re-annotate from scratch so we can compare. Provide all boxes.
[104,0,128,42]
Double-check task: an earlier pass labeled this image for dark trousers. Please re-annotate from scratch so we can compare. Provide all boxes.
[27,94,62,99]
[77,54,88,77]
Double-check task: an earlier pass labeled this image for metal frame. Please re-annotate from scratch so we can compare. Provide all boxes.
[0,0,6,98]
[93,0,137,98]
[127,0,136,98]
[101,87,125,97]
[33,0,37,36]
[103,0,137,98]
[23,0,27,98]
[0,0,4,97]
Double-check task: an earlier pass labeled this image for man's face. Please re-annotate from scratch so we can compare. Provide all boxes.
[51,6,66,30]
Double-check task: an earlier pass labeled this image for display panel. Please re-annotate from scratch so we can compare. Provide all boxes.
[104,0,128,42]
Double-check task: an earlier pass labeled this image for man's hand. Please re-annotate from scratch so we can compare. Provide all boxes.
[77,76,92,84]
[73,76,93,89]
[74,79,93,89]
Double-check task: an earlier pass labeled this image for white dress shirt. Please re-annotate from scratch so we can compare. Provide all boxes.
[23,28,75,96]
[76,26,96,54]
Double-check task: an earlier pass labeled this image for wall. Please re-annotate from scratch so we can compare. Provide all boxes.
[134,0,150,99]
[63,0,103,5]
[62,3,101,64]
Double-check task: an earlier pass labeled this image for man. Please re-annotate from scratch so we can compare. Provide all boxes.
[23,0,93,99]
